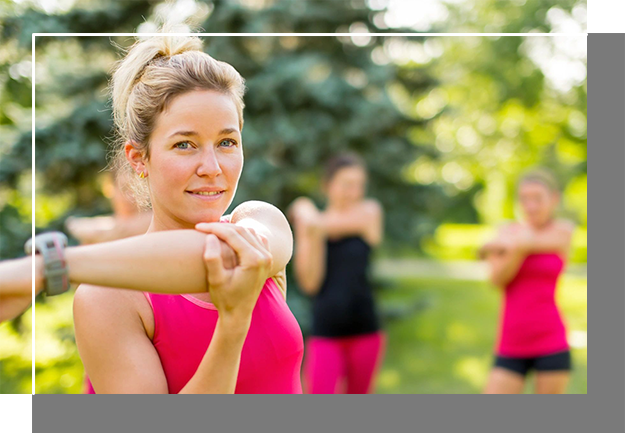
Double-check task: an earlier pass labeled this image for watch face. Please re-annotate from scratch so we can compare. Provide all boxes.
[31,232,70,296]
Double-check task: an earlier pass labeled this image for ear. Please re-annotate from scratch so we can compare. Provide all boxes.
[125,141,147,175]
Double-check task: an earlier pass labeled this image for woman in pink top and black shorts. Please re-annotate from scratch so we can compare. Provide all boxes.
[480,169,574,394]
[71,32,303,394]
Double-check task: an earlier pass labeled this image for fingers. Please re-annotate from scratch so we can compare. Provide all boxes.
[196,222,269,253]
[199,224,272,270]
[219,239,238,270]
[238,226,270,255]
[204,234,226,286]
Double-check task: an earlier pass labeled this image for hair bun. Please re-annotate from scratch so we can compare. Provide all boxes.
[111,34,203,134]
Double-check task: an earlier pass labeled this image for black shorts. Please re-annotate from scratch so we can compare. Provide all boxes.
[494,350,572,376]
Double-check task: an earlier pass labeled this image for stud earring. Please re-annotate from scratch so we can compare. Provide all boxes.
[139,171,145,179]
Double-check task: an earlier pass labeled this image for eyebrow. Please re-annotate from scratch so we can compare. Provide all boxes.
[168,128,239,139]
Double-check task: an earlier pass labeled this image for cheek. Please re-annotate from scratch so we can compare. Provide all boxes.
[150,156,192,192]
[221,155,243,183]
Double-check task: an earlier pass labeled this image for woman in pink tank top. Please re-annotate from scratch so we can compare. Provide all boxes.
[73,33,303,394]
[480,169,575,394]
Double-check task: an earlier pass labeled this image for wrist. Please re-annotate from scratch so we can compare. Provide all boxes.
[217,313,252,340]
[34,255,45,294]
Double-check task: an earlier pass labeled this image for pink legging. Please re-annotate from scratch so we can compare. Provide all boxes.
[303,331,386,394]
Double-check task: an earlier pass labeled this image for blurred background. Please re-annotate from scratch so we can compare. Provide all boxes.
[0,0,586,394]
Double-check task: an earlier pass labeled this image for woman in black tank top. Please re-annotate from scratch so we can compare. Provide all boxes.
[290,153,385,394]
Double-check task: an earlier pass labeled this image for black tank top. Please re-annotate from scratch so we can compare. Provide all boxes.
[311,236,380,337]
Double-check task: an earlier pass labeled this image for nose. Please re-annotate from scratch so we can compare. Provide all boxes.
[196,147,222,178]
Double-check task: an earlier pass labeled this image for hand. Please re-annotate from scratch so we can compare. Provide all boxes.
[194,226,238,270]
[481,237,516,257]
[508,225,535,254]
[288,198,323,235]
[194,223,273,321]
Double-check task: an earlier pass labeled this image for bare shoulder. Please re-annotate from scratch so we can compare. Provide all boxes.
[231,200,287,221]
[361,199,383,216]
[74,284,153,335]
[74,284,143,311]
[553,218,575,233]
[497,221,520,235]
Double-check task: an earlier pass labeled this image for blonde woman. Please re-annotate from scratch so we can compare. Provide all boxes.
[481,170,574,394]
[65,34,303,394]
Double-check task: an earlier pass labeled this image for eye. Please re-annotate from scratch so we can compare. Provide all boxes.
[174,141,192,150]
[218,138,238,148]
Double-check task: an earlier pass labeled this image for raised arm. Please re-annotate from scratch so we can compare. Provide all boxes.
[481,221,574,288]
[289,197,327,296]
[515,220,574,256]
[75,216,274,394]
[481,226,527,288]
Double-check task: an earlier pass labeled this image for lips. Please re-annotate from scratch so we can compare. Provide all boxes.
[189,191,223,196]
[186,188,226,200]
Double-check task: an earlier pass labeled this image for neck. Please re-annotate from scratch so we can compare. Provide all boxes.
[327,200,358,213]
[146,212,196,233]
[527,218,554,231]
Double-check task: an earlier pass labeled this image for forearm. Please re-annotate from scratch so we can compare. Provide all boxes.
[179,315,250,394]
[65,230,209,294]
[0,256,45,296]
[294,228,326,295]
[489,250,526,288]
[522,230,572,254]
[320,212,364,239]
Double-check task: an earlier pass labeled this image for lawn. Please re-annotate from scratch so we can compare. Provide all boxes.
[374,274,587,394]
[0,309,32,394]
[0,262,586,394]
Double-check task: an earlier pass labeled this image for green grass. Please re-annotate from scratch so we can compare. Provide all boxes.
[0,310,32,394]
[1,267,587,394]
[374,275,587,394]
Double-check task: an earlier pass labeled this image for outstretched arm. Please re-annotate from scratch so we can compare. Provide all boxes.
[0,229,236,323]
[515,220,574,256]
[321,199,383,246]
[0,256,45,322]
[481,225,527,288]
[0,256,43,296]
[65,230,213,294]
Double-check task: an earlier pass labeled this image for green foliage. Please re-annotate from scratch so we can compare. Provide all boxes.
[1,0,587,261]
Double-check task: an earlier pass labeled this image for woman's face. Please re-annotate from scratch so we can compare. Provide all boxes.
[136,89,243,229]
[326,165,367,208]
[518,181,558,227]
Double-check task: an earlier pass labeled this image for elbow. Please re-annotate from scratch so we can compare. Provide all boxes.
[489,274,509,289]
[299,282,321,296]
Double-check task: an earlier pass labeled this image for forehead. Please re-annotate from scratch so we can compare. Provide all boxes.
[332,165,367,183]
[519,181,552,196]
[154,89,240,136]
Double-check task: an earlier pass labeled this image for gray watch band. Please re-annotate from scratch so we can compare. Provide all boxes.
[25,232,70,296]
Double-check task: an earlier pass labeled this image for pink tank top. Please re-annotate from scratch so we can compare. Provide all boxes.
[85,277,303,394]
[497,253,569,357]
